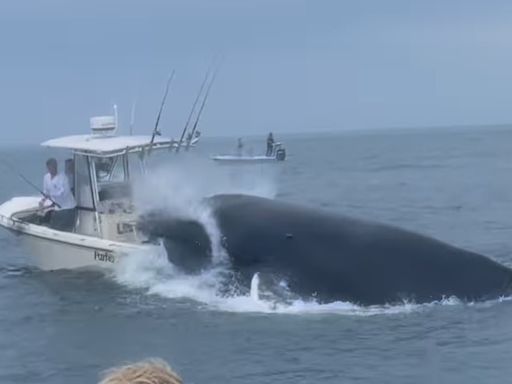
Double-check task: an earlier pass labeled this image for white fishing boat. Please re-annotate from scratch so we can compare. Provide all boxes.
[211,142,287,163]
[0,115,188,271]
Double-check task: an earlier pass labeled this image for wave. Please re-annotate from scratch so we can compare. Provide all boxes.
[0,265,37,277]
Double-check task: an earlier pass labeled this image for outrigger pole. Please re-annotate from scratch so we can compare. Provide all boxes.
[185,64,219,151]
[113,104,119,134]
[148,69,176,154]
[174,69,212,153]
[129,99,136,136]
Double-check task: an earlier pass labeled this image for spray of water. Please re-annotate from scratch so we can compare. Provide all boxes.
[134,155,278,209]
[133,156,277,263]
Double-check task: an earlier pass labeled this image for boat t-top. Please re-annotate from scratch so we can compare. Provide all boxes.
[0,115,197,271]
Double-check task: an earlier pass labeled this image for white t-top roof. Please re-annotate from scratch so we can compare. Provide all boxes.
[41,134,173,155]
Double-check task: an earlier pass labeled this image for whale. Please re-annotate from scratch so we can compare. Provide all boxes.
[137,194,512,305]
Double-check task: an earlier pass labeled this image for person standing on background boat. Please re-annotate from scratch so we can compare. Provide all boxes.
[39,157,77,231]
[266,132,274,156]
[237,137,244,156]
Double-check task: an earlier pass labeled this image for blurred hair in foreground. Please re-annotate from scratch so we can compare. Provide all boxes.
[99,358,182,384]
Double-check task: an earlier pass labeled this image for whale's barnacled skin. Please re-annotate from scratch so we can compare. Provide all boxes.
[138,194,512,305]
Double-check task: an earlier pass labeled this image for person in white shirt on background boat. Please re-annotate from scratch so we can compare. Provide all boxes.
[38,157,77,231]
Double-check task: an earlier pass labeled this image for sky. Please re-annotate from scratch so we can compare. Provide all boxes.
[1,0,512,144]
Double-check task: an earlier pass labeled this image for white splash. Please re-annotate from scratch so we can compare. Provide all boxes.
[112,250,471,317]
[132,157,277,264]
[250,272,260,301]
[133,156,277,212]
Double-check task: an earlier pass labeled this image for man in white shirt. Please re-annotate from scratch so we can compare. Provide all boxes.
[39,158,77,231]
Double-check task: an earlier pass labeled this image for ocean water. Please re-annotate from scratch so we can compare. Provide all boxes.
[1,126,512,383]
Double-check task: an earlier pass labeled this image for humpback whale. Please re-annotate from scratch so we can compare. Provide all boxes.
[138,194,512,305]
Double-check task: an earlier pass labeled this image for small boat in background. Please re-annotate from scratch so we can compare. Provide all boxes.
[211,139,287,163]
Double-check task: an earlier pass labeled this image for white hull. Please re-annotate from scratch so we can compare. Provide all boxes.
[18,231,118,270]
[211,155,283,163]
[0,197,161,271]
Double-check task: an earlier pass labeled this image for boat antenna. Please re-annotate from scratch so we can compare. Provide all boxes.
[185,64,219,151]
[149,69,176,151]
[113,104,119,134]
[175,69,212,153]
[129,98,136,136]
[0,158,61,209]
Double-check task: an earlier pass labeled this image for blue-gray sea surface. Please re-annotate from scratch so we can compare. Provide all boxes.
[1,126,512,383]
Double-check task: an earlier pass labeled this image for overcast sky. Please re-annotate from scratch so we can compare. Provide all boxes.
[1,0,512,144]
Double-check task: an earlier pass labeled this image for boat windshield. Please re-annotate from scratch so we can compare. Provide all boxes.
[93,156,131,201]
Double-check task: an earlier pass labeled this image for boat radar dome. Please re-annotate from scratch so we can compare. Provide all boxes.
[90,115,117,136]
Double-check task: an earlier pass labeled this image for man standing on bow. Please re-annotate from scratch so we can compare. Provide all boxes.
[39,158,77,231]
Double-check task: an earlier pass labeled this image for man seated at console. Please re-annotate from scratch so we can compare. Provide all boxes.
[39,158,77,231]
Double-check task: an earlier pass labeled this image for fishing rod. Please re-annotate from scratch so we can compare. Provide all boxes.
[185,65,219,151]
[149,70,176,152]
[129,98,136,136]
[175,69,212,153]
[18,174,61,209]
[0,158,61,208]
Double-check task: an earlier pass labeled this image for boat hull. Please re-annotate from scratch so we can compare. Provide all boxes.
[15,230,116,270]
[211,155,284,163]
[0,197,160,271]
